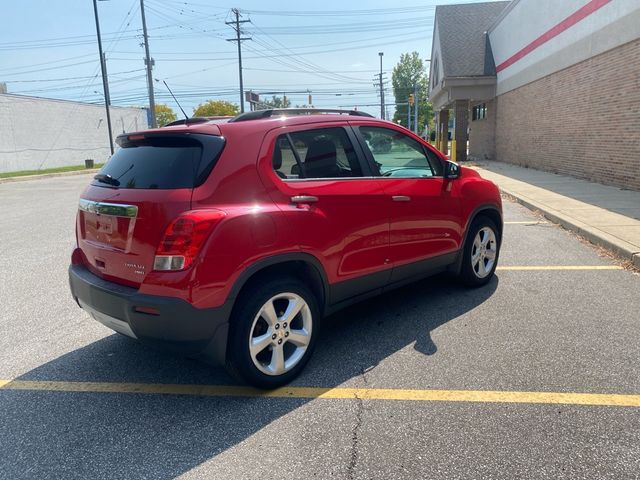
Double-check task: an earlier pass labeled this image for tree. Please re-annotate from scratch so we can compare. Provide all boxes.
[193,100,239,117]
[391,52,433,135]
[256,95,291,109]
[155,103,177,127]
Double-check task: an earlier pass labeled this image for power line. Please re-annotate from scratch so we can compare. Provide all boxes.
[104,0,141,54]
[4,69,145,84]
[109,31,432,63]
[241,16,435,35]
[11,74,147,95]
[248,20,369,84]
[245,6,436,16]
[152,1,435,17]
[0,54,96,74]
[0,60,98,78]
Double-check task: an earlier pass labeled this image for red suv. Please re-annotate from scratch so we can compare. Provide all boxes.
[69,109,502,388]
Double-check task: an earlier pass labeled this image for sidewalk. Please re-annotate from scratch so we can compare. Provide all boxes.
[473,161,640,268]
[0,168,99,184]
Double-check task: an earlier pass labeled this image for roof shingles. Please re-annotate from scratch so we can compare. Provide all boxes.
[436,1,510,77]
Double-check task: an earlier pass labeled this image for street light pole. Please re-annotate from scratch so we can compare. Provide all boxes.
[378,52,385,120]
[414,83,419,134]
[92,0,114,155]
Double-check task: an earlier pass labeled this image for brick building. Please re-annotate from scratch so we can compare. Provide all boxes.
[429,0,640,191]
[0,93,148,173]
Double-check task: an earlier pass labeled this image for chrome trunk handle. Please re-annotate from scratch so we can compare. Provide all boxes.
[78,198,138,217]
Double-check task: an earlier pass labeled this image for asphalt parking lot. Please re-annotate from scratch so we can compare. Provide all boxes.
[1,174,639,480]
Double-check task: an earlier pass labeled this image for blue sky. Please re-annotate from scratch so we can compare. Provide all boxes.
[0,0,500,118]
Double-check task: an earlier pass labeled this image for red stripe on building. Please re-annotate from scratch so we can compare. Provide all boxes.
[495,0,613,73]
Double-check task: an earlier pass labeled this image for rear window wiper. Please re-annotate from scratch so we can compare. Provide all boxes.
[93,173,120,187]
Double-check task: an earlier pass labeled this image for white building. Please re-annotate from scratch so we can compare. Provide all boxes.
[0,93,148,173]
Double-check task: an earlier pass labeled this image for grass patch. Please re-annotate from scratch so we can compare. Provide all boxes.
[0,164,104,179]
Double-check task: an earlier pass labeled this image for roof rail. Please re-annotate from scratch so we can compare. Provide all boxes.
[228,108,374,123]
[163,117,211,127]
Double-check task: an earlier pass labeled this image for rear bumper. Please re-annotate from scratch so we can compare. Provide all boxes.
[68,264,230,364]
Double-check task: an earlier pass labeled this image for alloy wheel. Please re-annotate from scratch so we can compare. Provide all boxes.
[248,292,313,376]
[471,226,497,279]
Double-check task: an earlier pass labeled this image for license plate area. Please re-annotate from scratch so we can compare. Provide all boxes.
[96,216,114,234]
[81,211,135,252]
[79,199,138,252]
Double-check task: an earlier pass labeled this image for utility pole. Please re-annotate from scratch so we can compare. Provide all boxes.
[407,99,411,131]
[378,52,385,120]
[413,83,419,134]
[92,0,114,155]
[226,9,251,113]
[140,0,156,128]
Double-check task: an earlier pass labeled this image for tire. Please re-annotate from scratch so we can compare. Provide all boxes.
[459,216,501,287]
[225,276,320,389]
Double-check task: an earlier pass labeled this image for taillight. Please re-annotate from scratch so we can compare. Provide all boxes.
[153,210,226,271]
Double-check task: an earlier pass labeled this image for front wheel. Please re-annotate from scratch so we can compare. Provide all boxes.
[226,277,320,389]
[459,216,500,287]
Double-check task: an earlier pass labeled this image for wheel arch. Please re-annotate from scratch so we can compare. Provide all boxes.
[450,204,503,275]
[228,252,329,315]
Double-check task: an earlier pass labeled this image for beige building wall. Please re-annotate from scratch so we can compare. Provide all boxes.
[468,100,496,161]
[495,37,640,191]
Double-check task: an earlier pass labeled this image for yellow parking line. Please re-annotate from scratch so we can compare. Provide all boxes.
[497,265,623,271]
[1,380,639,407]
[504,221,548,224]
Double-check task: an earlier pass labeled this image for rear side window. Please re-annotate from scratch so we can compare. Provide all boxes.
[93,135,225,189]
[272,127,363,179]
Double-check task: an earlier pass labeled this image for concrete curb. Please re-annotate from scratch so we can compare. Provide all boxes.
[498,186,640,269]
[0,168,99,184]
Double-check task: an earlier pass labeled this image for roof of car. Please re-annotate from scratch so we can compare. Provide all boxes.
[216,113,393,135]
[228,108,372,122]
[124,110,392,138]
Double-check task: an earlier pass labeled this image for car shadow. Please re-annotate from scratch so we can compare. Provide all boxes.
[0,274,498,479]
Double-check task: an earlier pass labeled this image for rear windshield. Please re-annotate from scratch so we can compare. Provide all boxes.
[92,136,224,189]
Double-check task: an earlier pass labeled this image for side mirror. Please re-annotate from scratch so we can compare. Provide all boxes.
[444,160,460,179]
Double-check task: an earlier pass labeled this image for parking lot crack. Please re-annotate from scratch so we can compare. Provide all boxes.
[346,392,364,480]
[346,369,368,480]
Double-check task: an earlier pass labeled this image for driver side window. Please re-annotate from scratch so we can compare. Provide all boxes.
[360,126,442,178]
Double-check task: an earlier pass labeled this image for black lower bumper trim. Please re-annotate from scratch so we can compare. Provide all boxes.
[68,264,230,364]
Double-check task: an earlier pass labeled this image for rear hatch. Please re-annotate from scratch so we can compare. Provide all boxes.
[77,133,225,286]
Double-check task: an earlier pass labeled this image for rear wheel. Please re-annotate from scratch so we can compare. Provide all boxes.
[226,277,320,388]
[459,216,500,287]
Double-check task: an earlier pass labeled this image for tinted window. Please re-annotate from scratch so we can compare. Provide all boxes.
[93,136,224,189]
[360,126,443,178]
[272,136,299,179]
[272,128,363,179]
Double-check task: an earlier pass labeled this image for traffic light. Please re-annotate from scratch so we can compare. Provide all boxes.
[408,94,415,106]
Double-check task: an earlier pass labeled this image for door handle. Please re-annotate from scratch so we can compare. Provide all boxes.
[291,195,318,204]
[392,195,411,202]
